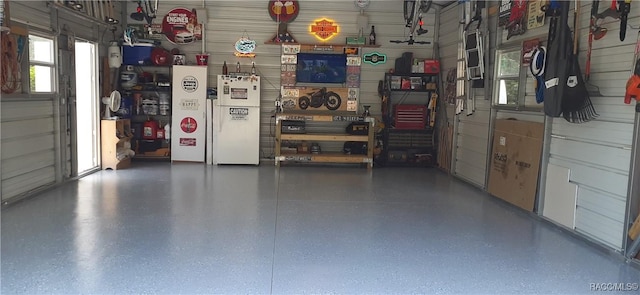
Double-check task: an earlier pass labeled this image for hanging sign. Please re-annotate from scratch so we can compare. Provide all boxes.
[499,0,513,27]
[268,0,299,22]
[527,0,545,30]
[267,0,299,43]
[161,7,203,45]
[230,108,249,120]
[180,117,198,133]
[179,138,197,146]
[234,37,257,57]
[522,38,539,66]
[310,18,339,41]
[363,52,387,65]
[181,76,199,92]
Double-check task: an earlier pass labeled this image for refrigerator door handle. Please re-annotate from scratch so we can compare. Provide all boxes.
[218,105,223,132]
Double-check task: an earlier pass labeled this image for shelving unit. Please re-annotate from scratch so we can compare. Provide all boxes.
[119,65,172,160]
[275,112,375,169]
[101,119,133,170]
[382,72,439,167]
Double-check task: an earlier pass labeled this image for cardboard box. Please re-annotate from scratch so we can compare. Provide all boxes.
[488,119,544,211]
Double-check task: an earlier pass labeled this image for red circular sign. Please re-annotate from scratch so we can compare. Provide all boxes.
[180,117,198,133]
[268,0,299,23]
[162,7,202,45]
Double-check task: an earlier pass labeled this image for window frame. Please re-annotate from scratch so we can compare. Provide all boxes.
[28,33,57,94]
[493,47,522,108]
[492,43,545,112]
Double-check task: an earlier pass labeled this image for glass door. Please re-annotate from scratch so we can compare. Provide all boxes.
[74,41,100,174]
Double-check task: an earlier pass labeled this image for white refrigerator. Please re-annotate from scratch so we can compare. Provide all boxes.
[171,66,207,162]
[213,75,261,165]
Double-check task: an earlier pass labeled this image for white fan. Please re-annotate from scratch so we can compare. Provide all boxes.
[102,90,121,119]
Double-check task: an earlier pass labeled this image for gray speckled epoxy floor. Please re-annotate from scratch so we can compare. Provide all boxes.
[2,163,639,294]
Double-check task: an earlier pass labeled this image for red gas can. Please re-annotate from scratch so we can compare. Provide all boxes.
[143,119,159,140]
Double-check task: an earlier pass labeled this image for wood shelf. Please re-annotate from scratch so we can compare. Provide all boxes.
[101,119,132,170]
[275,112,375,169]
[280,133,368,142]
[277,152,372,164]
[133,155,170,159]
[276,112,372,123]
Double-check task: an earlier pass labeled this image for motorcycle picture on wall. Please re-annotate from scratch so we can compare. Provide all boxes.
[298,87,342,110]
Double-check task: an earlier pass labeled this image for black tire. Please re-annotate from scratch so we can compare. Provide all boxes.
[298,96,310,110]
[324,92,341,110]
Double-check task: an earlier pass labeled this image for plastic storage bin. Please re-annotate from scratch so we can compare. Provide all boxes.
[122,43,155,65]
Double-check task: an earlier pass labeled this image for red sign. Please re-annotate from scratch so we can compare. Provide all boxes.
[522,39,539,66]
[161,7,203,45]
[180,117,198,133]
[179,138,196,146]
[310,19,338,41]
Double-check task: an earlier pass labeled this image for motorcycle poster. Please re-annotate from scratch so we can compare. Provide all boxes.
[280,86,352,112]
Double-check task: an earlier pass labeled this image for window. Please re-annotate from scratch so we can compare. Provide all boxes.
[494,49,520,106]
[29,35,55,93]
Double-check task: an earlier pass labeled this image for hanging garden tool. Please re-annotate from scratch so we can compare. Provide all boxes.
[586,0,600,81]
[596,0,620,19]
[618,0,631,41]
[624,61,640,111]
[543,0,598,123]
[624,31,640,112]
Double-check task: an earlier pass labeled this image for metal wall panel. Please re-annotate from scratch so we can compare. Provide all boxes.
[448,2,493,188]
[128,0,438,158]
[1,100,56,202]
[8,1,50,28]
[127,0,435,159]
[1,1,125,203]
[454,99,491,187]
[540,2,640,250]
[435,3,460,172]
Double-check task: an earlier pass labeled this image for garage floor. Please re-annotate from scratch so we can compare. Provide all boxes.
[2,163,639,294]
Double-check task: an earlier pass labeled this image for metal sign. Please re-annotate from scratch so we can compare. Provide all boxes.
[234,37,257,58]
[363,52,387,65]
[161,7,203,45]
[180,117,198,133]
[230,107,249,120]
[310,18,339,41]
